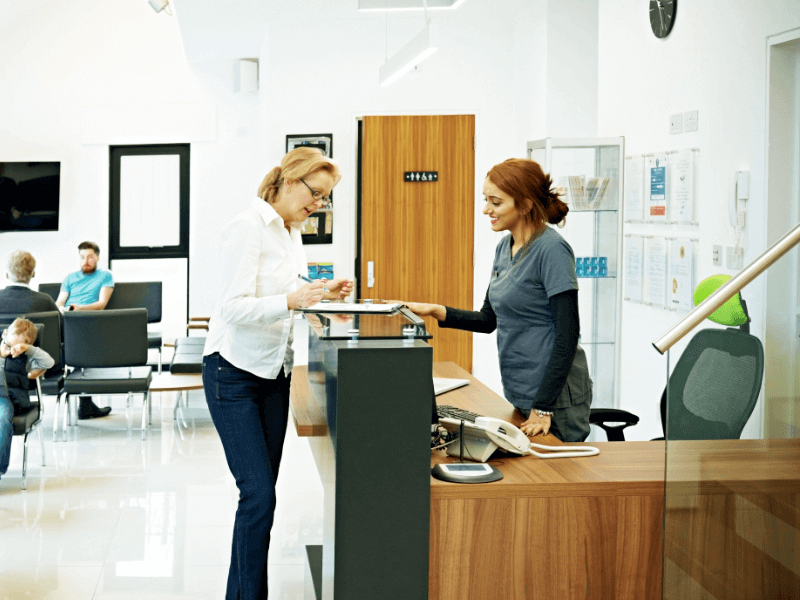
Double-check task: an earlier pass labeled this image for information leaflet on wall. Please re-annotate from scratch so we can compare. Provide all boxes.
[624,235,644,302]
[646,154,668,222]
[624,156,644,222]
[646,236,668,308]
[669,149,695,223]
[670,238,693,311]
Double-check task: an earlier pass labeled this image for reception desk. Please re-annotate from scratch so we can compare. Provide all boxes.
[291,361,665,600]
[292,360,800,599]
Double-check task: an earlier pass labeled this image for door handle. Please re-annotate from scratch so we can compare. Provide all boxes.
[367,261,375,288]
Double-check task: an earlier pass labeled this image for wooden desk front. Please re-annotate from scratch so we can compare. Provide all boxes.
[291,362,665,600]
[291,363,800,600]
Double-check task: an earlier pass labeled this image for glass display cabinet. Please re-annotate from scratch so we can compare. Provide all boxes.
[527,137,624,421]
[299,304,433,600]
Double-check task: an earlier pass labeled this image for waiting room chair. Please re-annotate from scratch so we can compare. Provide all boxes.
[105,282,164,372]
[37,282,61,302]
[591,276,764,441]
[0,320,46,490]
[61,308,153,440]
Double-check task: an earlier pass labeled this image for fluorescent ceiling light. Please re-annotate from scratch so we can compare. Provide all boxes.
[379,23,439,86]
[359,0,467,12]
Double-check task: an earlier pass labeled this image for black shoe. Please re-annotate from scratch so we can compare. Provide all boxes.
[78,400,112,419]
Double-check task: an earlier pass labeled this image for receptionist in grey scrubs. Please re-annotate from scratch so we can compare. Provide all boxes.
[401,158,592,442]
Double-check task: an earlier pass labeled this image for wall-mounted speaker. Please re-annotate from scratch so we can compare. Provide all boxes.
[233,59,259,93]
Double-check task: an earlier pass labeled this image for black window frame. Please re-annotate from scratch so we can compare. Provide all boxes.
[109,144,190,260]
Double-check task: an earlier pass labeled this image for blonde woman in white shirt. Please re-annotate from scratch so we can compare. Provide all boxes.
[202,147,352,600]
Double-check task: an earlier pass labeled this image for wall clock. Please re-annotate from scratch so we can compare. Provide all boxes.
[649,0,676,38]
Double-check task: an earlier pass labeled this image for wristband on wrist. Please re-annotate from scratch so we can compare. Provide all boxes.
[534,409,553,418]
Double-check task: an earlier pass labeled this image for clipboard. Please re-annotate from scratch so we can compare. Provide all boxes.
[297,302,403,314]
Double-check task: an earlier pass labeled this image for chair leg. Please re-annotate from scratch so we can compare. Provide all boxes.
[158,347,162,374]
[141,391,149,440]
[63,395,70,441]
[38,425,46,467]
[148,389,153,425]
[53,395,61,442]
[21,432,29,490]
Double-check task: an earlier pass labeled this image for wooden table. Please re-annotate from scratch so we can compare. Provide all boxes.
[150,372,204,428]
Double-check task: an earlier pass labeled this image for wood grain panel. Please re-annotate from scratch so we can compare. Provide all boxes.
[429,495,663,600]
[664,494,800,600]
[361,115,475,371]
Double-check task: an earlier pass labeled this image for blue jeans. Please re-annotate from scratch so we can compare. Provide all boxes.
[0,394,14,477]
[202,353,291,600]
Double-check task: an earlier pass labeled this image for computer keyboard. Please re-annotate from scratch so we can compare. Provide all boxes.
[436,405,483,423]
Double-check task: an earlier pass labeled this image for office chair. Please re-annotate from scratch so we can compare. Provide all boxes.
[0,320,46,489]
[591,276,764,441]
[61,309,153,440]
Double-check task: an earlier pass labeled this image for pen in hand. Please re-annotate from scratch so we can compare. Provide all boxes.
[298,274,329,293]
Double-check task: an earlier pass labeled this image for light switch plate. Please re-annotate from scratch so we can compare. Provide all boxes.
[670,113,682,134]
[713,245,722,266]
[684,110,698,132]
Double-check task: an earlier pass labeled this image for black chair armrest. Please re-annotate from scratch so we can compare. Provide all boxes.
[589,408,640,442]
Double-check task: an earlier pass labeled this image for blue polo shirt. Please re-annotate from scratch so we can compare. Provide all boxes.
[489,227,578,410]
[61,269,114,306]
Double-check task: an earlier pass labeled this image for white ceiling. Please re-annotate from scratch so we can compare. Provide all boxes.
[172,0,272,63]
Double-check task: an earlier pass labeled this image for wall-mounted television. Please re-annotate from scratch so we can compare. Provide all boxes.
[0,161,61,232]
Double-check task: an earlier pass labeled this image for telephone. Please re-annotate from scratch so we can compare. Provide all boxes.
[439,416,599,462]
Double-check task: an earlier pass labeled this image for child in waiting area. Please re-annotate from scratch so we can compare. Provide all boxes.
[0,318,53,482]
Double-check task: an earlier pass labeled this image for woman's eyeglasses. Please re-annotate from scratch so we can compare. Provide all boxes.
[300,179,331,207]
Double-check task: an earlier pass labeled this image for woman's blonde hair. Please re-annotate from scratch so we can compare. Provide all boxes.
[257,147,341,204]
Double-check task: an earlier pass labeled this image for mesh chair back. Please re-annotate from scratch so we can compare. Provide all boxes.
[63,308,148,368]
[665,328,764,440]
[105,282,162,323]
[37,283,62,302]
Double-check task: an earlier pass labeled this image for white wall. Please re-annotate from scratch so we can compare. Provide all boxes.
[0,0,261,325]
[597,0,800,439]
[259,0,534,391]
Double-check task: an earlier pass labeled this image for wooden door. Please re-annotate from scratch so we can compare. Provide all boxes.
[360,115,475,372]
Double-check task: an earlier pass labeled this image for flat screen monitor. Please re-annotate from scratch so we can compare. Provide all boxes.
[0,161,61,232]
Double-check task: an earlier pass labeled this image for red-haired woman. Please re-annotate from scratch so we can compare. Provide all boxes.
[402,158,592,442]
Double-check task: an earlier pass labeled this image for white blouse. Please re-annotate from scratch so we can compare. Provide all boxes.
[203,198,307,379]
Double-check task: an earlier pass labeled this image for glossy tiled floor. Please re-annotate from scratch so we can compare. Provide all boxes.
[0,389,324,599]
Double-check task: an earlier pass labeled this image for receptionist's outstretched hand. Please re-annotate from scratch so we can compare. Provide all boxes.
[322,278,354,300]
[521,412,551,437]
[386,301,446,321]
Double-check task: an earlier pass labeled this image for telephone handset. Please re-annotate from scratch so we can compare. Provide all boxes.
[439,416,599,462]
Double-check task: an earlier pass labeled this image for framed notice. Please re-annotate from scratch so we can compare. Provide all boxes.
[645,236,668,308]
[624,155,645,222]
[669,238,695,311]
[624,235,644,303]
[667,148,698,225]
[646,153,668,223]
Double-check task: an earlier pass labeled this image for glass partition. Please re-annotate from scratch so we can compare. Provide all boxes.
[662,242,800,599]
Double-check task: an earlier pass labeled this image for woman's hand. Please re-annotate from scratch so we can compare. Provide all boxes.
[287,280,326,310]
[385,301,446,321]
[520,412,551,437]
[322,278,354,301]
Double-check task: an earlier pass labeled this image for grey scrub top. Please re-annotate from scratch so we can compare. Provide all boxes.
[489,227,584,411]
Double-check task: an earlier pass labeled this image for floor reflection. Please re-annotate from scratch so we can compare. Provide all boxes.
[0,388,323,599]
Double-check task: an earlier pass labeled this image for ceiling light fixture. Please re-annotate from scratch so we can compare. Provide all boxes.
[379,22,439,86]
[359,0,467,11]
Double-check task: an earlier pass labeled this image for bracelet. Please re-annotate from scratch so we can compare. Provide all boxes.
[534,409,553,418]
